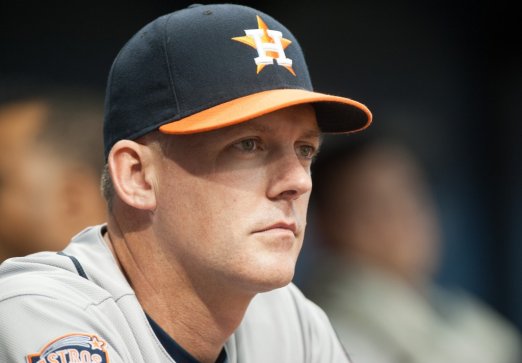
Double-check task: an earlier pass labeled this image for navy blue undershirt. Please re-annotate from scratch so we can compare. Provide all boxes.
[146,314,228,363]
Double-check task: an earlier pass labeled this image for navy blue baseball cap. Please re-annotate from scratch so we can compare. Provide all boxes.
[103,3,372,158]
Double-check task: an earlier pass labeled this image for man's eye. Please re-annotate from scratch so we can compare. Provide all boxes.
[233,138,260,152]
[297,145,316,159]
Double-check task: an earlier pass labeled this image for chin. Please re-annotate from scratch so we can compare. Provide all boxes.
[244,263,296,293]
[229,242,301,293]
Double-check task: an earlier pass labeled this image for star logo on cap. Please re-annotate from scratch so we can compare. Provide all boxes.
[232,15,295,76]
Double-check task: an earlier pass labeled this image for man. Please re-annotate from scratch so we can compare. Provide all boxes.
[0,84,106,262]
[305,135,522,363]
[0,4,372,363]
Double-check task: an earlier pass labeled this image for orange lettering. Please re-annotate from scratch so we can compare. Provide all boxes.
[80,350,91,363]
[47,352,59,363]
[56,350,67,363]
[68,349,81,363]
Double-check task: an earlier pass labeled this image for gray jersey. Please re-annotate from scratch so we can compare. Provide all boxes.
[0,225,350,363]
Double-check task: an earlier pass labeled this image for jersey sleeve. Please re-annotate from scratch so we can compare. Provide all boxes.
[0,292,127,363]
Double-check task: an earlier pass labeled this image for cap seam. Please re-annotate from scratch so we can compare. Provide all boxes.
[162,13,181,117]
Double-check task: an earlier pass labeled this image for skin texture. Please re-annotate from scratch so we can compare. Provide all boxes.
[105,104,320,363]
[0,101,106,262]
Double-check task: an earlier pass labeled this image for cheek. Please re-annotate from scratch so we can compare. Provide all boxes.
[156,173,251,246]
[296,190,311,214]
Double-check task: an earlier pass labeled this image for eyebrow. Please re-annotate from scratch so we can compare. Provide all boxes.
[302,129,322,140]
[226,123,322,141]
[241,123,272,133]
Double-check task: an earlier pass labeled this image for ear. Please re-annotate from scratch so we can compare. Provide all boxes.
[108,140,158,211]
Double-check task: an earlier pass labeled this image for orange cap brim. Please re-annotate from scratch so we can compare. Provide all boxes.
[159,89,372,134]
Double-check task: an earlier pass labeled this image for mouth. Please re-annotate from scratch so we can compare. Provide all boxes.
[254,222,298,236]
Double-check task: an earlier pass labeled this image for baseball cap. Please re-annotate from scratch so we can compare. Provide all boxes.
[103,3,372,158]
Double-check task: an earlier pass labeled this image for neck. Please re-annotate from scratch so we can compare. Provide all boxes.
[105,216,252,363]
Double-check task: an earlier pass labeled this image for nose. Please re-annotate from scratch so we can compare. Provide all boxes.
[266,152,313,201]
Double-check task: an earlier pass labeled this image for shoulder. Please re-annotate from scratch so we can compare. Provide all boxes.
[0,251,128,362]
[0,224,133,306]
[0,251,112,309]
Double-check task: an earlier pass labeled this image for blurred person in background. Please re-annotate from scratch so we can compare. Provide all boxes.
[0,82,106,262]
[304,134,522,363]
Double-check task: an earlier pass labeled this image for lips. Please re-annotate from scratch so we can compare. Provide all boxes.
[254,221,298,236]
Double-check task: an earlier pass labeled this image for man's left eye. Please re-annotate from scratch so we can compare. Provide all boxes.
[233,138,260,152]
[297,145,316,159]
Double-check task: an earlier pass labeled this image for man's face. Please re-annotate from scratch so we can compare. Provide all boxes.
[151,105,320,294]
[0,102,68,260]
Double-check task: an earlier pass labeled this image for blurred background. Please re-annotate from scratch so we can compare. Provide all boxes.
[1,0,520,343]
